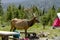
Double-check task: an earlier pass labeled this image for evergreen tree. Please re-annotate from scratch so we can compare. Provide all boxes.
[57,8,60,13]
[6,5,14,21]
[0,0,4,24]
[18,4,21,10]
[18,5,26,19]
[47,5,56,25]
[0,0,3,16]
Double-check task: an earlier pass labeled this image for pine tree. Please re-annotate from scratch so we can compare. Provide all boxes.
[47,5,56,25]
[0,0,4,24]
[0,0,3,16]
[57,8,60,13]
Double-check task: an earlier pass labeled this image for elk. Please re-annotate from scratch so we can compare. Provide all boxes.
[10,14,39,37]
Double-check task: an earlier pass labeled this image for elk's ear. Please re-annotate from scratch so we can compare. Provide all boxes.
[33,13,36,17]
[32,13,37,19]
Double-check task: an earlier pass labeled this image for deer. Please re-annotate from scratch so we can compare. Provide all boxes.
[10,14,39,37]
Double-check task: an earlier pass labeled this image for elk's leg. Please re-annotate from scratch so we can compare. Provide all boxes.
[25,29,27,38]
[10,26,14,31]
[13,27,16,31]
[10,25,15,31]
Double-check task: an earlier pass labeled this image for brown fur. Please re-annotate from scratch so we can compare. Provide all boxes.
[10,17,39,31]
[10,17,39,37]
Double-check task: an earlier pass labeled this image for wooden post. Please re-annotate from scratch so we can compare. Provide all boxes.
[13,38,18,40]
[2,36,8,40]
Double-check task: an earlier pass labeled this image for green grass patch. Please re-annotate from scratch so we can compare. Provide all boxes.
[0,23,60,39]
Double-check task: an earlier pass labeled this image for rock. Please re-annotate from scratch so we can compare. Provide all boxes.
[53,36,60,40]
[38,31,50,37]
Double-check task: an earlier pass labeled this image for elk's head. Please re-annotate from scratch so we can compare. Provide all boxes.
[33,17,39,23]
[32,13,40,23]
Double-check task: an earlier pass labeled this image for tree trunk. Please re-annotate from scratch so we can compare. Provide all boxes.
[43,25,45,29]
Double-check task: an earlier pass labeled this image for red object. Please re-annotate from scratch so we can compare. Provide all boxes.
[24,38,29,40]
[52,18,60,27]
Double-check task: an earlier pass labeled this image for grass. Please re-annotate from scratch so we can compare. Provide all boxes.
[0,23,60,39]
